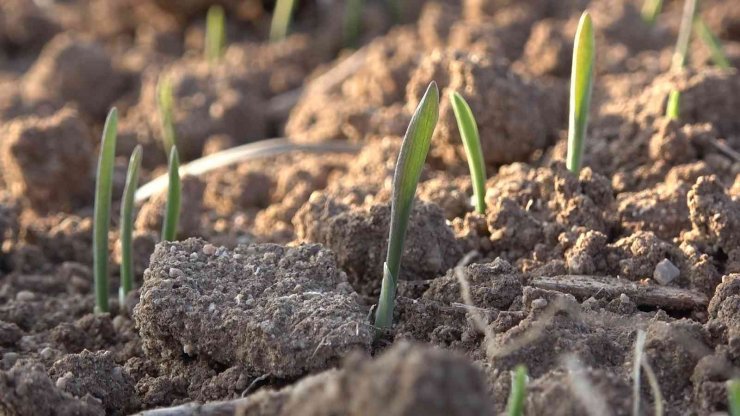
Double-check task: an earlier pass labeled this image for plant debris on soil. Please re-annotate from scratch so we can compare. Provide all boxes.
[0,0,739,415]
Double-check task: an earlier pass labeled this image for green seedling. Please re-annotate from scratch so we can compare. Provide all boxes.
[566,11,595,174]
[156,76,176,157]
[694,18,731,69]
[672,0,698,71]
[730,380,740,416]
[641,0,663,25]
[506,365,528,416]
[161,146,181,241]
[374,81,439,333]
[205,5,226,65]
[666,90,681,120]
[270,0,297,42]
[450,91,486,214]
[344,0,365,48]
[93,108,118,314]
[119,145,143,307]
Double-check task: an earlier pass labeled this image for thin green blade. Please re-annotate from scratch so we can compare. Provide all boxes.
[161,146,181,241]
[343,0,365,48]
[156,77,176,157]
[695,18,731,69]
[119,145,143,307]
[566,11,595,174]
[374,80,439,332]
[641,0,663,25]
[730,380,740,416]
[93,108,118,314]
[450,91,487,214]
[506,365,528,416]
[666,90,681,120]
[270,0,297,42]
[205,5,226,65]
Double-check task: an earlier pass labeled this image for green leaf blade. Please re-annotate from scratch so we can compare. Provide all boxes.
[729,379,740,416]
[641,0,663,25]
[375,81,439,332]
[666,90,681,120]
[162,146,181,242]
[205,5,226,65]
[566,11,595,174]
[119,145,143,307]
[506,365,528,416]
[450,91,487,214]
[695,18,731,69]
[93,108,118,314]
[672,0,698,71]
[156,77,176,157]
[270,0,297,42]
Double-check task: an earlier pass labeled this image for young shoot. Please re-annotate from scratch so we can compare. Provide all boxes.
[205,5,226,66]
[161,146,181,241]
[119,145,143,307]
[641,0,663,25]
[374,81,439,333]
[671,0,698,71]
[450,91,486,214]
[156,76,176,157]
[344,0,365,48]
[729,380,740,416]
[269,0,297,42]
[666,90,681,120]
[506,365,528,416]
[694,18,731,69]
[93,108,118,314]
[566,11,595,174]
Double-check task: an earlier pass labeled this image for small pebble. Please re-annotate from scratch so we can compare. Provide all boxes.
[653,259,680,285]
[40,347,59,361]
[2,352,18,367]
[168,268,184,278]
[55,371,74,390]
[619,293,630,303]
[16,290,35,302]
[531,298,548,309]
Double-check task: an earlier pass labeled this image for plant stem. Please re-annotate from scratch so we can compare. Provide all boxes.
[672,0,698,71]
[205,5,226,65]
[161,146,181,241]
[270,0,297,42]
[566,11,595,174]
[666,90,681,120]
[119,145,143,307]
[374,81,439,333]
[641,0,663,25]
[93,108,118,314]
[450,91,487,214]
[344,0,365,48]
[729,380,740,416]
[506,365,528,416]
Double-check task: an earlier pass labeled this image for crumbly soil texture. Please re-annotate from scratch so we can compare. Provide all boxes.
[1,0,740,415]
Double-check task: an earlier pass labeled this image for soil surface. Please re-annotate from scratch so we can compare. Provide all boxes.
[1,0,739,415]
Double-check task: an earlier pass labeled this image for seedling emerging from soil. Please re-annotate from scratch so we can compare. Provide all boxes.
[641,0,663,25]
[156,76,176,156]
[162,146,181,241]
[205,5,226,65]
[672,0,698,71]
[506,365,528,416]
[374,81,439,333]
[119,145,143,307]
[694,18,731,69]
[270,0,297,42]
[93,108,118,314]
[450,91,486,214]
[730,380,740,416]
[566,11,595,174]
[344,0,365,48]
[666,90,681,120]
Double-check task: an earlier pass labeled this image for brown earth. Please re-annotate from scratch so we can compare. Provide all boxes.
[0,0,739,415]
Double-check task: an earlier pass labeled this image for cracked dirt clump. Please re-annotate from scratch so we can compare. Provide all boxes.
[134,238,373,378]
[240,342,493,416]
[49,350,137,415]
[687,175,740,258]
[293,193,462,296]
[0,107,94,213]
